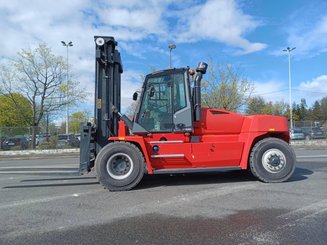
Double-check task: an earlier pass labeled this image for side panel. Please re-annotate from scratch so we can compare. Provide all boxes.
[194,108,245,135]
[143,134,244,170]
[190,137,244,167]
[245,115,289,133]
[146,141,193,169]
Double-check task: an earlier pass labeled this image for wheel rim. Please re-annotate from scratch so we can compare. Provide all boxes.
[261,148,286,173]
[106,153,134,180]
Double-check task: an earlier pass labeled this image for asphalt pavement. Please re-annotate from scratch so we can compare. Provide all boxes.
[0,149,326,244]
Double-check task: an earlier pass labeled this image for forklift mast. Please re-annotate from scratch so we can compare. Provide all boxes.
[94,36,123,148]
[80,36,123,173]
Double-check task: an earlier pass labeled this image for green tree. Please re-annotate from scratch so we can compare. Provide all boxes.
[69,111,90,134]
[261,101,273,115]
[0,93,33,137]
[202,63,254,112]
[311,100,323,121]
[319,97,327,122]
[246,96,266,115]
[0,93,32,127]
[0,43,87,148]
[292,99,308,125]
[291,102,300,122]
[246,96,287,116]
[272,100,288,116]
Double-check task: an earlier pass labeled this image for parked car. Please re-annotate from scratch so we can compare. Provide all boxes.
[301,127,326,140]
[57,134,80,148]
[0,137,7,150]
[290,127,305,140]
[1,136,29,150]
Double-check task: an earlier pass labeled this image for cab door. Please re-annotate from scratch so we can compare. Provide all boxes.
[136,69,192,133]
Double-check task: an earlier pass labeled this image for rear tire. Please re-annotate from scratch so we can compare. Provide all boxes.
[95,141,145,191]
[249,138,296,183]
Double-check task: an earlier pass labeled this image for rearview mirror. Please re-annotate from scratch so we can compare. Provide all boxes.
[149,86,155,97]
[133,92,138,101]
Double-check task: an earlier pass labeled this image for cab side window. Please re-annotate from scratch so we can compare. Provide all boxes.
[173,74,186,112]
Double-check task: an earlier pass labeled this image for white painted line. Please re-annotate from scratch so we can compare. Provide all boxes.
[0,170,79,174]
[278,199,327,227]
[279,199,327,219]
[0,176,17,182]
[296,155,327,158]
[0,166,77,169]
[0,189,103,209]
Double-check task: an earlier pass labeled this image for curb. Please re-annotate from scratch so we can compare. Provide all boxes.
[0,148,79,160]
[290,139,327,150]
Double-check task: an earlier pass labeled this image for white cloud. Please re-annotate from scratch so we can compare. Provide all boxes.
[284,16,327,57]
[298,75,327,102]
[0,0,266,59]
[252,75,327,107]
[175,0,267,54]
[121,70,144,113]
[90,0,172,42]
[252,78,321,106]
[252,80,288,102]
[0,0,267,118]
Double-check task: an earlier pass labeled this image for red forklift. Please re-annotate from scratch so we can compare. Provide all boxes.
[80,36,296,191]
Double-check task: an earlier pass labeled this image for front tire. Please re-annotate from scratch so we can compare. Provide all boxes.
[95,141,145,191]
[249,138,296,183]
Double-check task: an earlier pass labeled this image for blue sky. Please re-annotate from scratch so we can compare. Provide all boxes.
[1,0,327,121]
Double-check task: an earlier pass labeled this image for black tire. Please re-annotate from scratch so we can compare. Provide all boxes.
[249,138,296,183]
[95,141,145,191]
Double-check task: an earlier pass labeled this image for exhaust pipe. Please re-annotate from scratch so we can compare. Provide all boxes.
[194,62,208,121]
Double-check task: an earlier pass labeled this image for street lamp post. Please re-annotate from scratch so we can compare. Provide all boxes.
[168,44,176,68]
[283,47,296,129]
[61,41,73,134]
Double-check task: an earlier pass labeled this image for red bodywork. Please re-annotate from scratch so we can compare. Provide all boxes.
[110,108,290,174]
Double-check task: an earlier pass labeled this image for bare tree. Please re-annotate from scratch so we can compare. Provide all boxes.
[202,63,254,112]
[0,43,86,148]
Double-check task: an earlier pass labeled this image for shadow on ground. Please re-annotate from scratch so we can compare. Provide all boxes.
[2,167,313,190]
[137,166,313,190]
[289,167,313,182]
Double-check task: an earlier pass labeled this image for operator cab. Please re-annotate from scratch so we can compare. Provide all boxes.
[134,68,193,134]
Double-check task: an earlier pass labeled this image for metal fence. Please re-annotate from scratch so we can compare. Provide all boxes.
[289,120,326,141]
[293,120,325,129]
[0,126,80,151]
